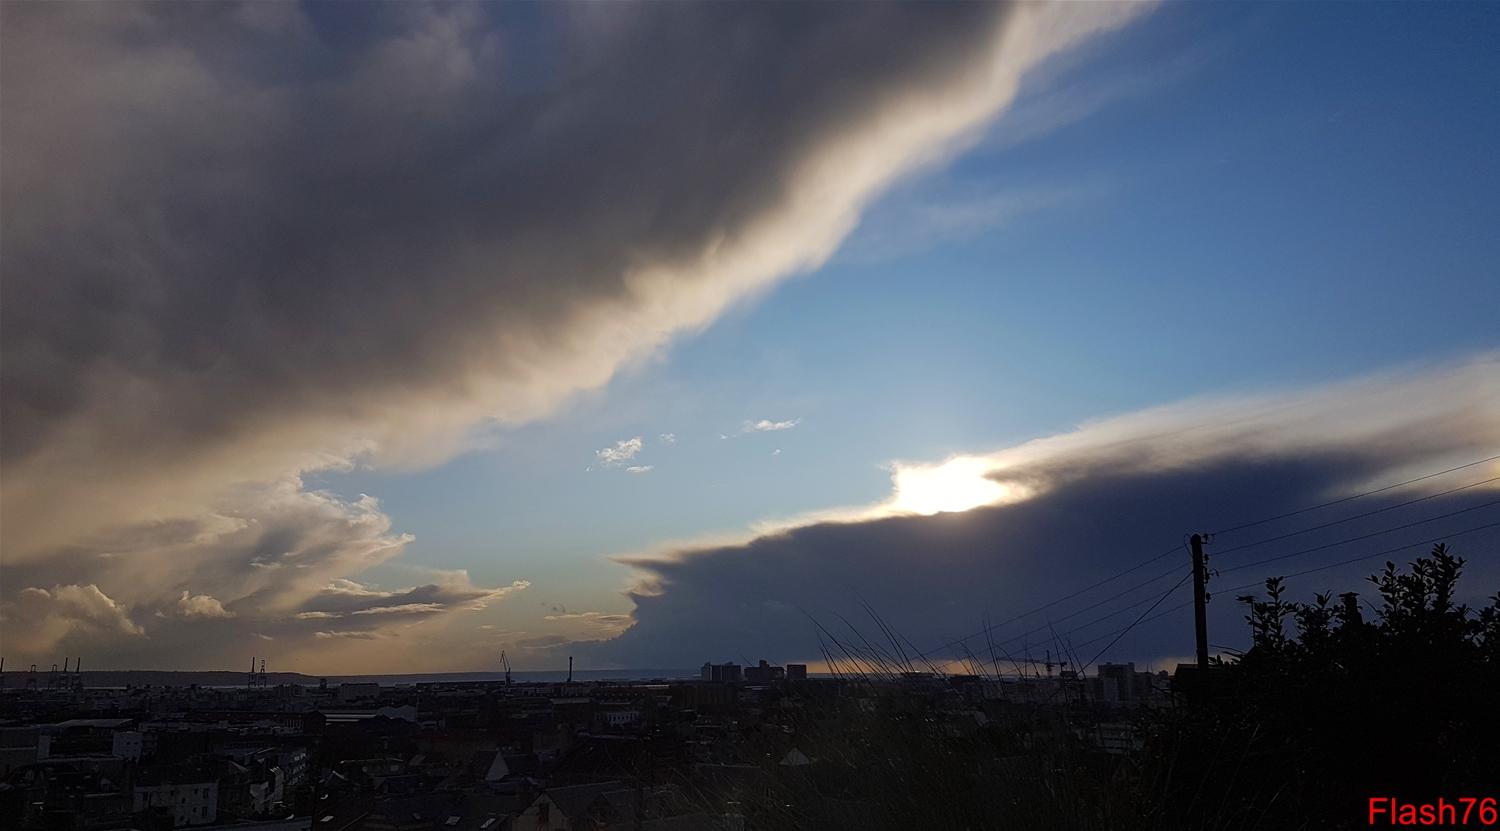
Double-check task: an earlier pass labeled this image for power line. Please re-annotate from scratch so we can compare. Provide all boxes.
[965,541,1181,637]
[1212,474,1500,558]
[1210,452,1500,536]
[1217,497,1500,575]
[1067,520,1500,659]
[985,568,1188,653]
[1072,598,1192,652]
[913,452,1500,664]
[1077,573,1192,673]
[1216,518,1500,593]
[1001,511,1500,664]
[922,492,1498,660]
[919,559,1186,660]
[1070,520,1500,661]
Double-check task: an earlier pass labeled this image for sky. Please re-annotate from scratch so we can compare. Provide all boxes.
[2,1,1498,674]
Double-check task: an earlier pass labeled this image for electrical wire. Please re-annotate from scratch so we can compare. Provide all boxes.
[1210,452,1500,536]
[1077,573,1192,672]
[985,570,1187,654]
[910,452,1500,664]
[1216,517,1500,589]
[918,559,1186,660]
[1216,497,1500,574]
[1211,474,1500,558]
[1069,517,1500,656]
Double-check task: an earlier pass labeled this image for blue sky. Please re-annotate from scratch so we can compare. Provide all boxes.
[307,1,1500,644]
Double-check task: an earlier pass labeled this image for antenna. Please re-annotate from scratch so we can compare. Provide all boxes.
[568,656,574,684]
[500,650,511,687]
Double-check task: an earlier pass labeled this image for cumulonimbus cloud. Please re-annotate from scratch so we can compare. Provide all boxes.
[0,1,1152,667]
[10,585,146,650]
[597,355,1500,668]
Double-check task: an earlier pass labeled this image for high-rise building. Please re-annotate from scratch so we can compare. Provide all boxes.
[1096,663,1137,703]
[700,662,742,683]
[744,660,785,683]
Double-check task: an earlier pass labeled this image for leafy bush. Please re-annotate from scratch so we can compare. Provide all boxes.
[1144,544,1499,830]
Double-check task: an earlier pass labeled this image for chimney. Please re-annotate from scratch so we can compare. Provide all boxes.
[1340,592,1362,625]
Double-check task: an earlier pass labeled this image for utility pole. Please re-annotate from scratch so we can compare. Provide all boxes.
[1190,533,1210,670]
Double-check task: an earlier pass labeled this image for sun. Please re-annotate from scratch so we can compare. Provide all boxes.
[890,456,1019,516]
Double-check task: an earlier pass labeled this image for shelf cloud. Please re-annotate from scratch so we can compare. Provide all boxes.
[597,355,1500,667]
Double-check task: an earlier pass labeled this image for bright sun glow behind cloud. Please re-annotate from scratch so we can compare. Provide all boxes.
[890,456,1021,515]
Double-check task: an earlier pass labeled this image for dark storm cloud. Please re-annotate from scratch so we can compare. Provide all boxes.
[2,0,1008,484]
[0,1,1150,666]
[596,360,1500,668]
[297,577,530,620]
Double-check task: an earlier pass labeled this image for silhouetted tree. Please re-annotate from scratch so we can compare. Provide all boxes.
[1146,543,1499,830]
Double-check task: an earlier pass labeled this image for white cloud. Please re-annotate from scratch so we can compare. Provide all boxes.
[596,436,644,466]
[772,448,782,456]
[543,610,634,637]
[3,584,145,654]
[298,577,530,618]
[743,418,801,434]
[176,590,234,619]
[659,433,677,444]
[320,578,388,597]
[314,630,387,640]
[625,465,654,474]
[350,602,447,616]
